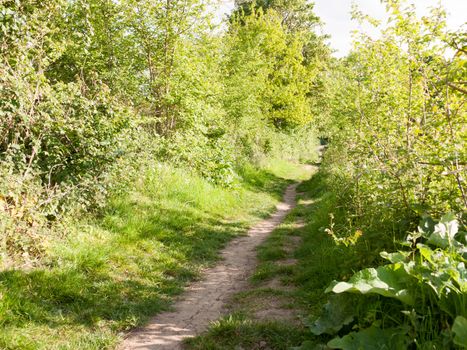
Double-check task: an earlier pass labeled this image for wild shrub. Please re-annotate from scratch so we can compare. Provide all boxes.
[0,0,328,263]
[305,214,467,348]
[302,1,466,348]
[0,0,130,263]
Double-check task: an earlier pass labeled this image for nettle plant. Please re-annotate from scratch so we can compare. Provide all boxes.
[304,214,467,349]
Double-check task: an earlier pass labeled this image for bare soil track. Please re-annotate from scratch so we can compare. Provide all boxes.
[120,183,299,350]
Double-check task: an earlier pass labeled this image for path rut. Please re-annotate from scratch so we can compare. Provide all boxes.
[120,183,299,350]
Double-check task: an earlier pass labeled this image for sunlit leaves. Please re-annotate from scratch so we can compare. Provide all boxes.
[326,263,415,305]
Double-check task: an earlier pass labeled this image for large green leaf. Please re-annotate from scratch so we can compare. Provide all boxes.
[426,213,459,249]
[417,244,467,298]
[325,263,415,305]
[380,251,410,263]
[293,341,328,350]
[327,325,409,350]
[453,316,467,348]
[308,294,356,335]
[418,215,436,236]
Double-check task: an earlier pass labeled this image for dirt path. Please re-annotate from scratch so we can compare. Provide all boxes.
[120,183,299,350]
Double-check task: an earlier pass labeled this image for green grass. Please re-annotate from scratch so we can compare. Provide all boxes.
[261,158,313,182]
[184,168,317,350]
[185,313,307,350]
[185,168,377,350]
[0,160,308,350]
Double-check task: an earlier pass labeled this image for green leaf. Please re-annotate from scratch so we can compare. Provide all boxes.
[293,341,328,350]
[418,215,435,235]
[427,213,459,248]
[325,263,415,305]
[453,316,467,348]
[380,251,409,263]
[327,325,409,350]
[308,294,356,335]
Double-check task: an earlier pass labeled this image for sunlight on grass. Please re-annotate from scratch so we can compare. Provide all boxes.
[0,160,307,349]
[185,313,307,350]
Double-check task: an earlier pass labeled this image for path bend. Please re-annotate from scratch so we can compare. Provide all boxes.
[120,183,299,350]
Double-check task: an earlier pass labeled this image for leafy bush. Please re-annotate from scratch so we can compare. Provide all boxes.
[162,130,238,187]
[1,0,131,264]
[299,1,467,349]
[306,214,466,349]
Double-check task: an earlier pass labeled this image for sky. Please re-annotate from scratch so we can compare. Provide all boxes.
[216,0,467,57]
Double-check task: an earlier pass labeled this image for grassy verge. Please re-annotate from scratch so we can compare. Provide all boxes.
[186,313,308,350]
[0,160,309,350]
[185,168,375,349]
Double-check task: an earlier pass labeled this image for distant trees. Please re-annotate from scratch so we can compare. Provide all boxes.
[0,0,328,263]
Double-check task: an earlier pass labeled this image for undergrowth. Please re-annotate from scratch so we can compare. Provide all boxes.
[0,160,306,350]
[185,168,382,350]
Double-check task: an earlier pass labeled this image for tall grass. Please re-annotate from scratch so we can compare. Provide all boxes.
[0,160,306,349]
[184,169,378,350]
